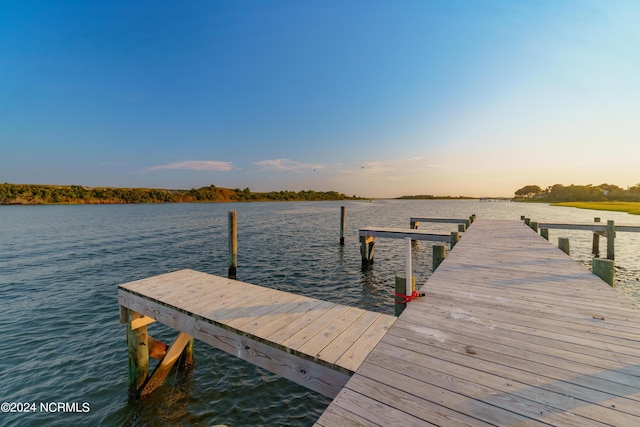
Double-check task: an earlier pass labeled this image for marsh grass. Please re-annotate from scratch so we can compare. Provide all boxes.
[552,201,640,215]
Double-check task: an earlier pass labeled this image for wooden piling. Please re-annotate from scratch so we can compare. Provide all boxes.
[558,237,570,255]
[360,235,375,268]
[524,218,531,226]
[541,228,549,240]
[433,244,446,271]
[530,221,539,233]
[592,217,601,257]
[458,223,466,232]
[119,305,128,324]
[409,220,419,246]
[394,274,415,317]
[179,338,194,371]
[520,215,525,220]
[126,309,149,396]
[606,220,615,260]
[228,210,237,279]
[450,231,460,248]
[340,206,346,246]
[592,258,615,287]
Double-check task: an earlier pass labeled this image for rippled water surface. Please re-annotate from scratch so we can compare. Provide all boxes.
[1,200,638,426]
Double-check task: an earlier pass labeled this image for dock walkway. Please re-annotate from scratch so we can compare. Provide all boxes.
[316,218,640,426]
[118,270,395,398]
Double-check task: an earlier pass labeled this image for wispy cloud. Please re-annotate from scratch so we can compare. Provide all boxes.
[255,158,324,171]
[146,160,233,172]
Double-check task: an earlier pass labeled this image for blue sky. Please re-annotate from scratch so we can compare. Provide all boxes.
[1,0,639,197]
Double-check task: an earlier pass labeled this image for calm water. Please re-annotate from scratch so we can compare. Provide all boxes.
[1,200,639,426]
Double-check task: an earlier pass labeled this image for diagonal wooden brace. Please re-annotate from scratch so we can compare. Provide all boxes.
[140,332,193,397]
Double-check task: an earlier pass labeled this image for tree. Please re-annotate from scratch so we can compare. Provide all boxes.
[598,183,623,194]
[515,185,542,198]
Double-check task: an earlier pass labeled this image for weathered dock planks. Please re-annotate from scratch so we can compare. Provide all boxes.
[316,219,640,426]
[118,270,396,398]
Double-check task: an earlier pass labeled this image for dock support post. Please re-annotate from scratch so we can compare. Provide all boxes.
[520,215,525,220]
[458,223,466,232]
[340,206,346,246]
[405,238,412,300]
[228,210,237,279]
[433,244,446,271]
[593,258,615,287]
[524,218,531,226]
[450,231,460,248]
[126,309,149,397]
[606,220,615,260]
[409,220,419,246]
[360,235,375,268]
[530,221,539,233]
[394,274,415,317]
[541,228,549,240]
[179,337,194,371]
[394,238,417,316]
[592,217,601,257]
[558,237,570,255]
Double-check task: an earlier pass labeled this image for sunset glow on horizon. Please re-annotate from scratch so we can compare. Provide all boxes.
[2,1,639,198]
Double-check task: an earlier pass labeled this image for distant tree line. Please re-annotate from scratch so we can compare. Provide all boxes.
[0,183,359,205]
[396,195,475,200]
[230,188,352,202]
[514,183,640,202]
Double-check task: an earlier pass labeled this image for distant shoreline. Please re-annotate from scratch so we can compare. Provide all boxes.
[395,195,477,200]
[0,183,360,205]
[1,183,502,205]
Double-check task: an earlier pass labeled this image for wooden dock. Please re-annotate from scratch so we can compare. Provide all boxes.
[118,270,396,398]
[358,227,460,268]
[537,221,640,233]
[359,227,452,242]
[409,217,471,225]
[316,218,640,426]
[526,218,640,261]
